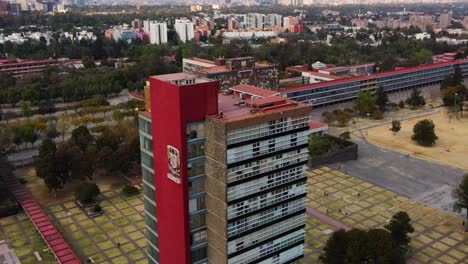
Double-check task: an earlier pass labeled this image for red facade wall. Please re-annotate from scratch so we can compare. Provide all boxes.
[149,77,219,264]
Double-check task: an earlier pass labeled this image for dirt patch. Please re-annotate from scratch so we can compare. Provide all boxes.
[365,108,468,171]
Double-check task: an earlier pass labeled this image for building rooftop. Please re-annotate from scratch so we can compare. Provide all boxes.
[320,63,375,73]
[282,59,468,94]
[308,121,328,130]
[229,84,280,97]
[216,91,308,122]
[152,72,212,85]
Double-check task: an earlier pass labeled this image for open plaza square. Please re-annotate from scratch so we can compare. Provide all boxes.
[46,188,148,264]
[305,167,468,264]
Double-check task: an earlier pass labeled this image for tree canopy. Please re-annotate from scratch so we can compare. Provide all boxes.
[320,228,405,264]
[453,174,468,232]
[412,119,438,146]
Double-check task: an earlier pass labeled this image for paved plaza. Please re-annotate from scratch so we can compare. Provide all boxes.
[305,166,468,264]
[0,213,57,264]
[330,138,465,215]
[46,188,148,264]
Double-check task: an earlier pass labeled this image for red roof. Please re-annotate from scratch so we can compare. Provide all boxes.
[230,84,279,98]
[0,166,81,264]
[129,92,145,101]
[251,96,287,106]
[282,59,468,94]
[309,121,328,130]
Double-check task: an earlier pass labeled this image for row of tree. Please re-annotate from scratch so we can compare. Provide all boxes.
[35,121,140,193]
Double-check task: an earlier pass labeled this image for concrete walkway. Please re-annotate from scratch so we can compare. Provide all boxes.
[306,206,350,231]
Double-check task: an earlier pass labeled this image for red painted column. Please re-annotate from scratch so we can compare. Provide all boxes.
[149,77,219,264]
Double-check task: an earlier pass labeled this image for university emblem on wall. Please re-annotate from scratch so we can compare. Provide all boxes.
[167,145,180,176]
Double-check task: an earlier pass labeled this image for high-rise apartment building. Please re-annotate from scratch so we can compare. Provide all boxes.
[138,73,311,264]
[266,14,283,27]
[175,19,195,43]
[143,19,150,34]
[149,21,168,45]
[438,12,452,30]
[247,13,265,29]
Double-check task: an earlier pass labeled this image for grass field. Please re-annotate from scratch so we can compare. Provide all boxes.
[0,213,57,264]
[365,109,468,171]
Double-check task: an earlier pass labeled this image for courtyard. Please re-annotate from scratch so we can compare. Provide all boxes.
[0,213,57,264]
[305,167,468,264]
[46,188,148,264]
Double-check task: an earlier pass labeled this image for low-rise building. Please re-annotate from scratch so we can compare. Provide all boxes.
[183,57,280,91]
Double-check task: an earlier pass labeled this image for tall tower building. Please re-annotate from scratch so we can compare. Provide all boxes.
[138,73,311,264]
[439,12,452,30]
[149,21,168,45]
[266,14,283,27]
[175,19,195,43]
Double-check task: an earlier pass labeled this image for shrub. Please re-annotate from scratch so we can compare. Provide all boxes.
[309,134,353,156]
[90,125,109,133]
[75,182,100,204]
[339,131,351,140]
[91,205,102,213]
[372,109,383,120]
[398,100,405,109]
[122,185,139,196]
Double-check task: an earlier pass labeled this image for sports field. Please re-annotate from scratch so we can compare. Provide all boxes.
[365,109,468,171]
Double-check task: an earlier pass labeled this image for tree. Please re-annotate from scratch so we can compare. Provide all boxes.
[367,229,406,264]
[412,119,438,146]
[375,86,389,112]
[398,100,405,109]
[319,229,349,264]
[410,49,433,66]
[453,174,468,232]
[320,228,404,264]
[353,92,376,116]
[82,56,96,68]
[0,126,14,153]
[334,109,351,127]
[384,211,415,250]
[405,89,426,109]
[442,85,467,117]
[371,109,383,120]
[69,126,94,152]
[390,120,401,135]
[46,122,59,141]
[74,182,100,204]
[57,114,69,141]
[339,131,351,140]
[18,100,33,119]
[35,138,57,180]
[37,100,56,115]
[322,111,335,124]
